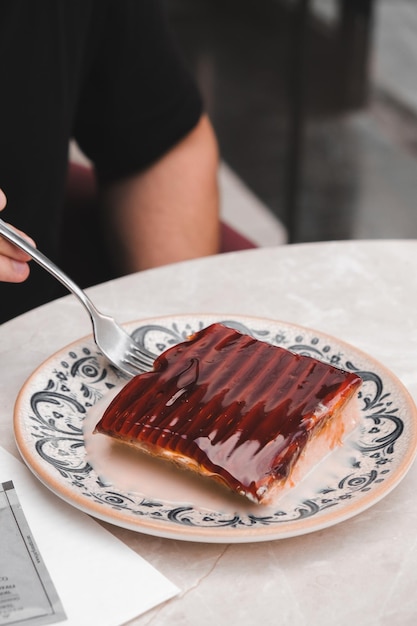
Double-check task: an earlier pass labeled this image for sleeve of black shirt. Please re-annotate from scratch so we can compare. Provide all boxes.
[73,0,203,185]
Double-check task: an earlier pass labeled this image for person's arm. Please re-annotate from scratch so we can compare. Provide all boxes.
[0,189,35,282]
[101,114,220,274]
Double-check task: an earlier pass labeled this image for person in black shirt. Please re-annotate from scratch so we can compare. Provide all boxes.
[0,0,219,323]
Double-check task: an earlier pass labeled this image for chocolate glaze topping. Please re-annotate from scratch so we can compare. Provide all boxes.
[95,323,362,501]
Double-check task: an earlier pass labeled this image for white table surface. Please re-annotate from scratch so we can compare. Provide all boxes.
[1,239,417,625]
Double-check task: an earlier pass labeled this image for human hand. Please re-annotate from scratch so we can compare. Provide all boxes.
[0,188,35,282]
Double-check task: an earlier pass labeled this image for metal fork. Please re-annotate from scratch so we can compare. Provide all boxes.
[0,218,154,378]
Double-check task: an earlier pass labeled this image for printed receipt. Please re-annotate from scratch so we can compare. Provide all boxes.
[0,480,66,626]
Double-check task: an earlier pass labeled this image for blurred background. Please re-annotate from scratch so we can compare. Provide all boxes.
[165,0,417,244]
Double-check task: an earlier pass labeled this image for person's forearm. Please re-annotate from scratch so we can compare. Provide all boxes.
[103,114,220,274]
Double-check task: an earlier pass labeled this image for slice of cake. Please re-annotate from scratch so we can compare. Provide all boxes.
[94,323,362,504]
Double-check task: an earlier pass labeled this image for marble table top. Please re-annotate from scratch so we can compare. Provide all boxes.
[1,239,417,625]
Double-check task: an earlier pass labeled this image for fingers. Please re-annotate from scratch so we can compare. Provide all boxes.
[0,188,35,282]
[0,188,6,210]
[0,229,35,282]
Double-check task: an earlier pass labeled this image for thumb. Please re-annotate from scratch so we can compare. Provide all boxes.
[0,188,6,211]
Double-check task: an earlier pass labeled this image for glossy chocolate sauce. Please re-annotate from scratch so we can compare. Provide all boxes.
[95,323,362,502]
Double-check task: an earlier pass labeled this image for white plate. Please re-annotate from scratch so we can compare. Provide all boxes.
[14,314,417,543]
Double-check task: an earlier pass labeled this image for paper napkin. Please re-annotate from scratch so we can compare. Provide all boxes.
[0,447,179,626]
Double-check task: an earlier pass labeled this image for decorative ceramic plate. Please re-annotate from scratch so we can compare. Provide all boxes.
[14,314,417,543]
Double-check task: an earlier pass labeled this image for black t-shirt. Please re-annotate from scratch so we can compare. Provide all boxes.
[0,0,202,323]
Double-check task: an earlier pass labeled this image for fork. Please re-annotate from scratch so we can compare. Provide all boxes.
[0,218,155,378]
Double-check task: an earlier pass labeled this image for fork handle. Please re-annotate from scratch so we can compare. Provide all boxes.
[0,218,100,320]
